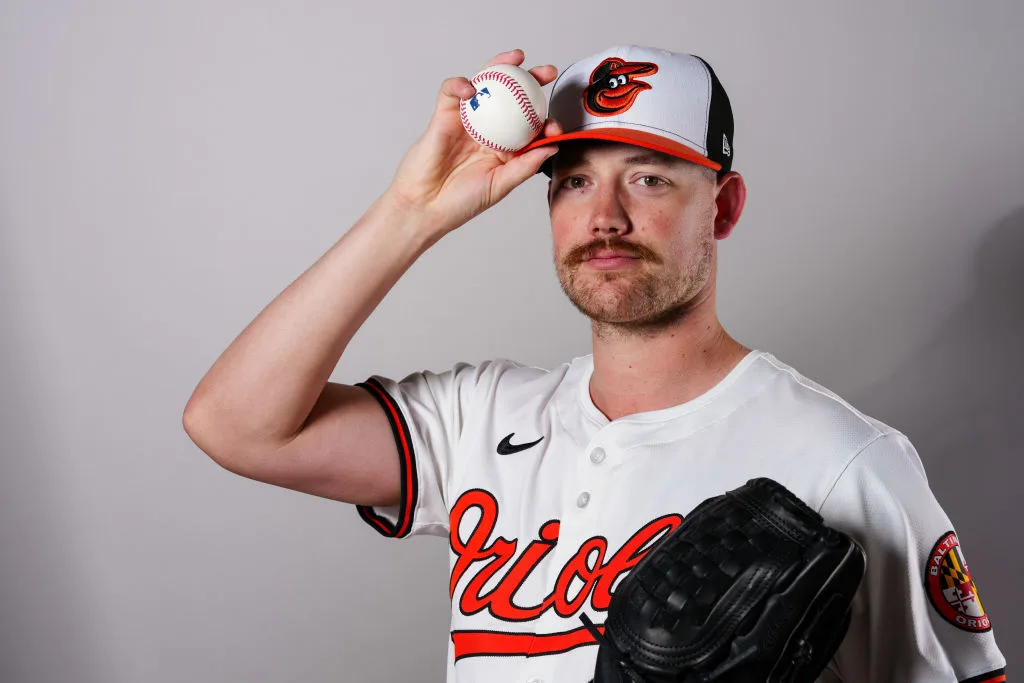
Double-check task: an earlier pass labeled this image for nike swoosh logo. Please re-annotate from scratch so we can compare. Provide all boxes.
[497,433,544,455]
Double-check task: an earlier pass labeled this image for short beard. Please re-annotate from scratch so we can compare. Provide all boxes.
[556,232,715,339]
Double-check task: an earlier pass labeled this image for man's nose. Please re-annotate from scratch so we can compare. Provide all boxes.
[589,184,631,236]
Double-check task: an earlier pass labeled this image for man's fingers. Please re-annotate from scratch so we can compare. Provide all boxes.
[438,55,554,114]
[432,55,554,128]
[493,145,559,197]
[527,65,558,87]
[480,52,557,86]
[435,76,477,113]
[542,118,564,138]
[481,48,526,70]
[439,76,476,101]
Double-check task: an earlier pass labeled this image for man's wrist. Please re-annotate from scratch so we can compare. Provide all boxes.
[372,189,454,252]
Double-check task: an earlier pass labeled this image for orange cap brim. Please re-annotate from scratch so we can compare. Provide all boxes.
[519,128,722,172]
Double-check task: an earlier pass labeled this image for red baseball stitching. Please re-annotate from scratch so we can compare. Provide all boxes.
[474,70,544,131]
[460,102,516,152]
[460,69,543,149]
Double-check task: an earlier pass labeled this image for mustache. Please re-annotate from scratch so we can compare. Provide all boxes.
[563,238,661,267]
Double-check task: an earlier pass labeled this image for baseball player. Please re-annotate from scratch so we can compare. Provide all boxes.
[183,45,1007,682]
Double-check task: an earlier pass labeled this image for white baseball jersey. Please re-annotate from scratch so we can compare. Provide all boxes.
[355,350,1006,683]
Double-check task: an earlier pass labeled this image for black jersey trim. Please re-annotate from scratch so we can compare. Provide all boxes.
[354,379,418,538]
[960,668,1006,683]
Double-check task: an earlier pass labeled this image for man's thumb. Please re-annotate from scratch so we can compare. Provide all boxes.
[493,146,558,199]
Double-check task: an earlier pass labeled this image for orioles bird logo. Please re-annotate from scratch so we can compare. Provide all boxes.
[584,57,659,117]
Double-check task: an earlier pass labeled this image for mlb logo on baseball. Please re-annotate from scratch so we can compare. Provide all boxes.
[469,88,491,111]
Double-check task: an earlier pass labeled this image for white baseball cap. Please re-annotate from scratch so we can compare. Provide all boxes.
[521,45,735,177]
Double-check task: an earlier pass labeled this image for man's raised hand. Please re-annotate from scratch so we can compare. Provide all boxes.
[385,49,562,237]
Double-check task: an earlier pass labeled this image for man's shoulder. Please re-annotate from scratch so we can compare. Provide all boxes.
[734,352,923,511]
[467,355,587,396]
[383,355,587,396]
[749,352,902,452]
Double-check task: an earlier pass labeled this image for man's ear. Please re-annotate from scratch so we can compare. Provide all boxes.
[713,171,746,239]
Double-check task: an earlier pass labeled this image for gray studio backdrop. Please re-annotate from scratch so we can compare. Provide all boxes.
[1,1,1020,682]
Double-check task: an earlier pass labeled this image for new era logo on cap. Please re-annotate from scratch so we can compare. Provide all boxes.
[522,45,735,177]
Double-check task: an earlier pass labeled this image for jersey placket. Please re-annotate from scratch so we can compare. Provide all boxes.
[520,428,617,673]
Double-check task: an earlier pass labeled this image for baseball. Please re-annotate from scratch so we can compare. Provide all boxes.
[459,64,547,153]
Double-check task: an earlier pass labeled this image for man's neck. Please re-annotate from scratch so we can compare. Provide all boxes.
[588,306,751,422]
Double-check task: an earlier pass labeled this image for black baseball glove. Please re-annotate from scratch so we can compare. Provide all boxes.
[581,477,865,683]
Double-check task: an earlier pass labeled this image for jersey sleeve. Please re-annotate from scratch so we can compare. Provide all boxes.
[819,430,1006,683]
[353,360,514,540]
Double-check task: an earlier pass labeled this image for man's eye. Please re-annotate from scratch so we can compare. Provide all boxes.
[639,176,665,187]
[562,176,587,190]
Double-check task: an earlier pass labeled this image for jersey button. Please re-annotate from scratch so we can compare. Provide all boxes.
[576,492,591,508]
[590,448,606,464]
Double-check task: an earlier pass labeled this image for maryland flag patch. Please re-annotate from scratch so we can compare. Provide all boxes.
[925,531,991,632]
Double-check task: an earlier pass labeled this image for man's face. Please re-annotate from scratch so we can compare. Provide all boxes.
[548,141,720,331]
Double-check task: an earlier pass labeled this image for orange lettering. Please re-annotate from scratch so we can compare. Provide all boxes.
[449,490,683,622]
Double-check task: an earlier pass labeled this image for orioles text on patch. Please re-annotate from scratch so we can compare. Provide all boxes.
[924,531,991,633]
